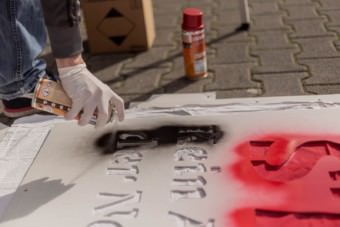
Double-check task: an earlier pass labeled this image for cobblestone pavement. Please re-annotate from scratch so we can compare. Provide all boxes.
[1,0,340,124]
[81,0,340,104]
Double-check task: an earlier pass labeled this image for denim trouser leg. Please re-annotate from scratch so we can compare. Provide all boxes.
[0,0,47,100]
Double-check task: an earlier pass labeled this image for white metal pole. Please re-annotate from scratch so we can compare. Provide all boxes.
[239,0,250,29]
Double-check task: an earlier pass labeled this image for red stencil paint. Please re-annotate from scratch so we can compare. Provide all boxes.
[228,133,340,227]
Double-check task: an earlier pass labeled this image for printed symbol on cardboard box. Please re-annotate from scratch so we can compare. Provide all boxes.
[97,8,135,46]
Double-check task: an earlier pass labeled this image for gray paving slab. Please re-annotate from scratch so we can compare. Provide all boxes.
[319,9,340,26]
[335,40,340,49]
[114,67,170,95]
[161,76,213,93]
[300,58,340,84]
[123,47,172,69]
[317,0,340,10]
[251,49,306,74]
[153,29,176,47]
[251,13,290,31]
[281,4,320,20]
[205,63,260,90]
[327,26,340,36]
[286,18,333,38]
[213,9,243,25]
[305,84,340,94]
[250,2,280,15]
[161,57,186,80]
[250,30,296,50]
[294,36,340,59]
[214,0,240,10]
[154,15,179,30]
[281,0,315,5]
[210,42,256,65]
[253,72,309,96]
[86,54,133,80]
[211,24,250,43]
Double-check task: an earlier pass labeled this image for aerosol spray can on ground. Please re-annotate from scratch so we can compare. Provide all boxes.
[182,8,208,80]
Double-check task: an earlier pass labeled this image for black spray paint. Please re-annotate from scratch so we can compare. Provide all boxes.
[95,125,224,154]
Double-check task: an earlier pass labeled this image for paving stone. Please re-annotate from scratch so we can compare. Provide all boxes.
[250,2,280,15]
[154,29,176,47]
[214,9,243,25]
[253,72,309,96]
[86,54,133,82]
[205,63,259,90]
[249,0,280,2]
[211,24,251,43]
[215,89,263,99]
[281,0,314,5]
[326,26,340,36]
[335,40,340,49]
[161,56,185,80]
[300,58,340,84]
[153,5,181,16]
[124,47,172,68]
[114,68,170,94]
[287,18,333,38]
[214,0,240,10]
[181,0,216,8]
[251,30,296,50]
[251,13,290,31]
[295,36,340,59]
[155,15,179,30]
[208,23,251,45]
[317,0,340,10]
[304,84,340,94]
[252,49,306,74]
[282,4,320,20]
[153,0,184,8]
[161,76,213,93]
[210,42,256,65]
[319,9,340,26]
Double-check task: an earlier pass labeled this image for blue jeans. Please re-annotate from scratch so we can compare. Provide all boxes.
[0,0,46,100]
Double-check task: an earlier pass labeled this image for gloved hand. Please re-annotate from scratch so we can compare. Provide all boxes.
[57,63,124,128]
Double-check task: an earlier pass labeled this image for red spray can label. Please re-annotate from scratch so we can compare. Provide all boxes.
[182,8,208,80]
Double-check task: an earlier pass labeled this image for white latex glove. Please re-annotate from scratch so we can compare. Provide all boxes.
[58,63,124,128]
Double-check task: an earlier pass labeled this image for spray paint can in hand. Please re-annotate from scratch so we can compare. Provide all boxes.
[31,78,116,125]
[182,8,208,80]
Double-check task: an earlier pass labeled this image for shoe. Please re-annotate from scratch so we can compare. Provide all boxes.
[1,72,57,118]
[1,94,38,118]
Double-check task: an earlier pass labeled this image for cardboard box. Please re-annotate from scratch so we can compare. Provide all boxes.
[82,0,155,54]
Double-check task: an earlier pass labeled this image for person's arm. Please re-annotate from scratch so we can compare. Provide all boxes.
[39,0,125,128]
[40,0,82,58]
